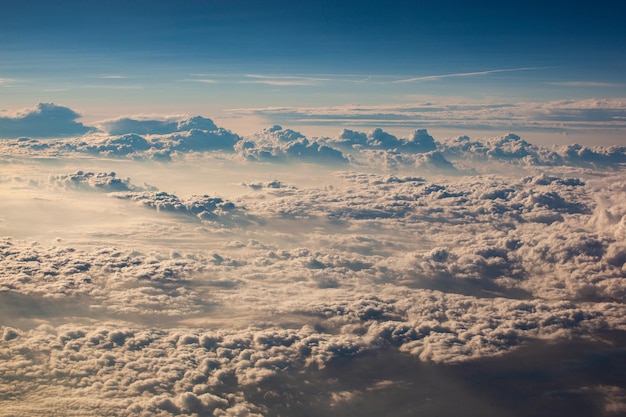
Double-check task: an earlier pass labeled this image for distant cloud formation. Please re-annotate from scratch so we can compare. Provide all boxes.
[1,105,625,174]
[234,98,626,133]
[100,115,219,135]
[50,170,141,192]
[6,100,626,145]
[0,103,94,138]
[236,125,348,163]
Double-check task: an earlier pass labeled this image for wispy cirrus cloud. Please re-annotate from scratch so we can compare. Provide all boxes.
[98,74,128,79]
[177,74,328,86]
[243,74,331,86]
[394,67,544,83]
[178,78,218,84]
[0,77,17,86]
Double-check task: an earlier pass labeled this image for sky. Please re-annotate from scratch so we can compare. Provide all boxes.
[2,2,626,416]
[1,0,626,144]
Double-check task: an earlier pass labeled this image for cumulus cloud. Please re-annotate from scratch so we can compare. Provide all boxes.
[329,128,438,154]
[0,103,94,138]
[47,170,250,227]
[439,133,626,169]
[49,171,145,192]
[236,125,348,164]
[94,115,243,155]
[1,104,625,173]
[3,106,626,416]
[169,128,241,152]
[111,191,245,225]
[100,115,219,135]
[81,133,153,156]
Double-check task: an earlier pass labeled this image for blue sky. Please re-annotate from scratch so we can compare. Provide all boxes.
[1,0,625,143]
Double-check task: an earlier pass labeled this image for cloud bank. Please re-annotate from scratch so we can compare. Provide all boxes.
[233,98,626,134]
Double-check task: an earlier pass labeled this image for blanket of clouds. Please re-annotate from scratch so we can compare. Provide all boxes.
[1,106,626,416]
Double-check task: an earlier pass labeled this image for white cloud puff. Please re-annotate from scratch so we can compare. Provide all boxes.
[236,125,348,164]
[49,171,143,192]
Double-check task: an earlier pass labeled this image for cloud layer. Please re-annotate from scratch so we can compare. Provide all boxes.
[2,106,625,174]
[1,106,626,415]
[234,98,626,134]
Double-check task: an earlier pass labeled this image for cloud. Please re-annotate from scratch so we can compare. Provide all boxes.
[49,170,143,192]
[111,191,244,225]
[82,134,153,157]
[0,103,94,138]
[243,74,330,86]
[1,113,625,175]
[393,67,544,83]
[169,128,241,152]
[0,77,17,86]
[100,115,219,135]
[329,128,439,154]
[237,125,348,164]
[232,98,626,133]
[99,75,128,79]
[403,129,438,153]
[179,78,218,84]
[47,170,251,227]
[93,115,242,155]
[439,133,626,168]
[3,142,626,415]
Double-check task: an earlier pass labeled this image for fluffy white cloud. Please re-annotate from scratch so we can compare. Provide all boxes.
[49,171,145,192]
[236,125,348,164]
[169,128,241,152]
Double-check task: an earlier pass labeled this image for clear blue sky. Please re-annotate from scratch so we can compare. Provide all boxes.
[1,0,625,142]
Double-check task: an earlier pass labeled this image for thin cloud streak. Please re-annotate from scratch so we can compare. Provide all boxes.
[394,67,546,83]
[243,74,331,86]
[229,97,626,135]
[547,81,624,87]
[0,78,17,86]
[99,75,128,79]
[179,78,218,84]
